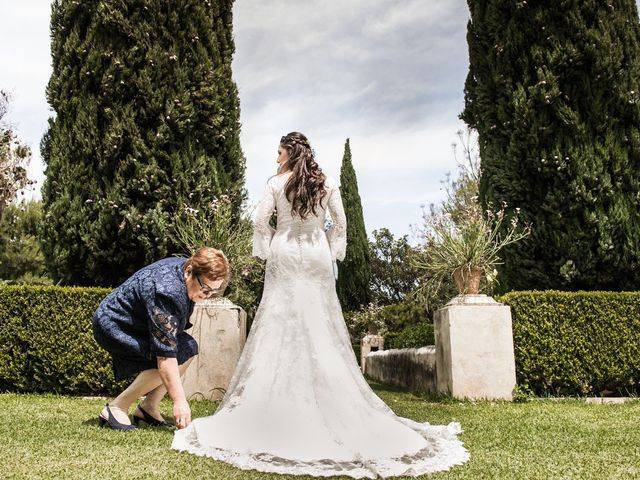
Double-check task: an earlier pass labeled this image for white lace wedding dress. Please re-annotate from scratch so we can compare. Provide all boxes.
[172,172,470,478]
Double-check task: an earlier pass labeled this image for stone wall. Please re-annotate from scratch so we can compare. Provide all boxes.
[363,346,437,394]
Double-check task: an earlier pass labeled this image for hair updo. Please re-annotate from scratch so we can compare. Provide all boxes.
[280,131,327,219]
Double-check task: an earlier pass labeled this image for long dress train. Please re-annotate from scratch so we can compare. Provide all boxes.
[172,172,470,478]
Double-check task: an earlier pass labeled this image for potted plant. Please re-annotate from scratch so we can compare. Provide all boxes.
[412,129,531,306]
[414,200,530,300]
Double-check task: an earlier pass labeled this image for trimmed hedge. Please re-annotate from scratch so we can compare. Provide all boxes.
[3,286,638,397]
[498,290,640,396]
[0,285,126,395]
[378,299,427,330]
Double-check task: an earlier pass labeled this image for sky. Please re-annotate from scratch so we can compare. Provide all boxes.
[1,0,474,240]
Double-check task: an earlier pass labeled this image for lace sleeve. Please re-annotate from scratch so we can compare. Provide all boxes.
[326,183,347,262]
[252,179,277,260]
[146,293,180,358]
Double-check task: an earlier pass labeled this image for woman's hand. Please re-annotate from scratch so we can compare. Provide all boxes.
[157,356,191,429]
[173,399,191,429]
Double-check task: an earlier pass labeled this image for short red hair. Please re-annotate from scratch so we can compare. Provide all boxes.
[184,247,230,281]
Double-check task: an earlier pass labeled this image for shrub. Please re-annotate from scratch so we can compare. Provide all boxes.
[344,303,385,344]
[345,299,434,351]
[172,195,265,327]
[0,201,50,284]
[498,290,640,396]
[385,322,435,350]
[369,228,420,305]
[378,299,427,331]
[0,285,125,395]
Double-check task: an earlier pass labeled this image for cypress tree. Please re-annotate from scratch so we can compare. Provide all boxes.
[461,0,640,292]
[336,139,371,310]
[41,0,245,286]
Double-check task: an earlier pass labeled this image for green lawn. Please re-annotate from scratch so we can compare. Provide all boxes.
[2,379,639,479]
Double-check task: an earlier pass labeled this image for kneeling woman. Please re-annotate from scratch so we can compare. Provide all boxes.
[93,247,230,430]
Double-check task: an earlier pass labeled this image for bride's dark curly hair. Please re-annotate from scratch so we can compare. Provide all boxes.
[280,132,327,219]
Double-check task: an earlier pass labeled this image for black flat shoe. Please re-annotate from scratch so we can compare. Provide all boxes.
[99,403,137,431]
[132,404,171,427]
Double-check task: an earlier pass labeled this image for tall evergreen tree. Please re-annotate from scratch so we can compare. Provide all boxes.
[41,0,245,286]
[461,0,640,292]
[336,139,371,310]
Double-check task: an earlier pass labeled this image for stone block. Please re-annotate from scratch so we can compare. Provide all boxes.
[182,298,247,401]
[361,333,384,373]
[435,294,516,401]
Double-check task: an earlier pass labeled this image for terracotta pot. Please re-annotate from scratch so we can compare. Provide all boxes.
[452,266,482,294]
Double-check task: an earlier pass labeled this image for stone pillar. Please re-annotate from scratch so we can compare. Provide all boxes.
[182,298,247,401]
[361,334,384,373]
[434,294,516,401]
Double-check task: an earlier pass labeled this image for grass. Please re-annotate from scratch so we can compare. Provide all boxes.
[1,378,639,479]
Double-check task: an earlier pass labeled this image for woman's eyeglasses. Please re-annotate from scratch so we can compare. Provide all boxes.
[195,274,217,298]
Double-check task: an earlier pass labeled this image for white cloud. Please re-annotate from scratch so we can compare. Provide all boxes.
[0,1,53,200]
[232,0,470,131]
[234,0,471,238]
[4,0,473,238]
[364,0,460,36]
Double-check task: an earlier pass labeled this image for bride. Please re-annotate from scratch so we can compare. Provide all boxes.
[172,132,470,478]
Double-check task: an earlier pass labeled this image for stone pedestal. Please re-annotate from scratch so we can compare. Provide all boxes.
[182,298,247,401]
[361,334,384,373]
[435,294,516,401]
